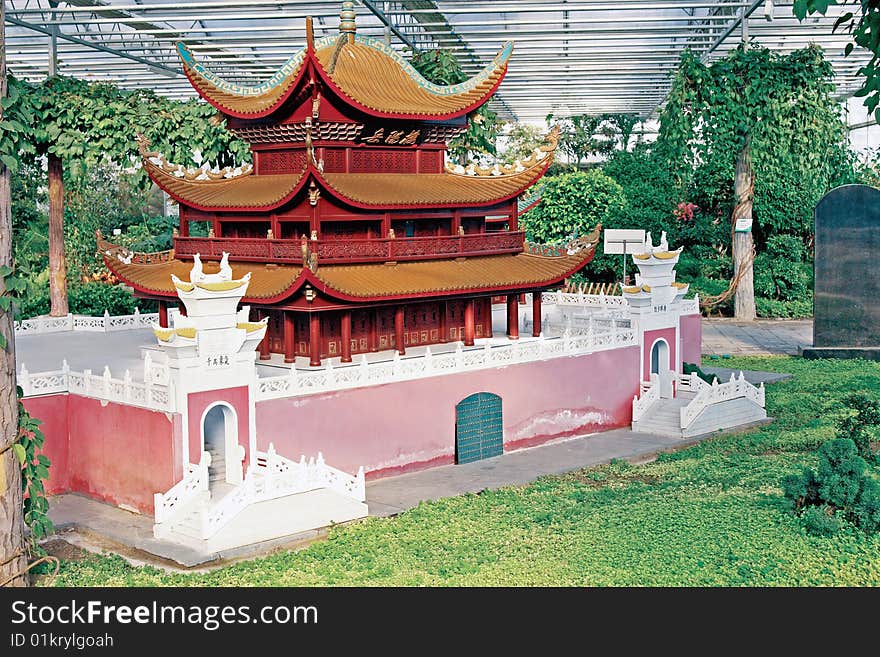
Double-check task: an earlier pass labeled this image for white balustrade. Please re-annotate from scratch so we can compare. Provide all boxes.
[542,291,628,308]
[257,326,638,402]
[632,373,660,422]
[680,371,765,429]
[19,360,174,412]
[153,454,209,525]
[14,310,158,335]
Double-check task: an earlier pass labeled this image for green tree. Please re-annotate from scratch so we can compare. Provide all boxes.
[547,112,638,169]
[793,0,880,122]
[655,45,853,319]
[520,169,625,247]
[500,123,545,165]
[0,2,29,587]
[12,75,249,317]
[409,49,499,163]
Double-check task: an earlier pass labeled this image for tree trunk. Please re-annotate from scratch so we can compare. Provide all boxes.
[47,153,68,317]
[733,143,756,321]
[0,1,29,587]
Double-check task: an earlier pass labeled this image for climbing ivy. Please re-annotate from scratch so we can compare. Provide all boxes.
[15,387,53,551]
[652,45,855,314]
[793,0,880,121]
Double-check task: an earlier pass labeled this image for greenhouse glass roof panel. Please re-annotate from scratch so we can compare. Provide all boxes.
[3,1,874,121]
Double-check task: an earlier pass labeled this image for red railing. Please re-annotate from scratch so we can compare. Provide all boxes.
[173,231,525,265]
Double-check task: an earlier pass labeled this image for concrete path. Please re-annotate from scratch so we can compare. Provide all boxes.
[701,318,812,356]
[366,428,696,517]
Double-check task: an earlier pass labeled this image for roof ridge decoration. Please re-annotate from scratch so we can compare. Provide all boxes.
[136,133,253,182]
[177,42,307,99]
[334,34,514,98]
[446,125,560,178]
[177,3,512,120]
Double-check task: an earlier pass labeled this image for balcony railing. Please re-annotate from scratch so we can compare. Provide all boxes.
[173,231,525,265]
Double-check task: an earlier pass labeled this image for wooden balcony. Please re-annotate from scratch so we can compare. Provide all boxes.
[173,231,525,265]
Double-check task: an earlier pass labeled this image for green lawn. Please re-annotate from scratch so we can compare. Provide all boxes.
[50,356,880,586]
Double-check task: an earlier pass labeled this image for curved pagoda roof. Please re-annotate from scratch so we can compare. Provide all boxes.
[141,127,559,212]
[177,18,512,120]
[100,236,597,305]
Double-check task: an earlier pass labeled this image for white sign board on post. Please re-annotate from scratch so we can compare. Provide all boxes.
[604,229,646,284]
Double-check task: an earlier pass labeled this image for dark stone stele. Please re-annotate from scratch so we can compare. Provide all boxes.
[802,184,880,360]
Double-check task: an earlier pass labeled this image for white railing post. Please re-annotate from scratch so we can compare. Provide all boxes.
[425,346,433,372]
[124,369,132,401]
[18,363,30,396]
[359,354,368,383]
[455,343,464,369]
[102,365,112,397]
[103,309,110,331]
[83,369,92,394]
[143,352,152,383]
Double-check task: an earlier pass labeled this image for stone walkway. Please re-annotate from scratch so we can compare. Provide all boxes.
[701,318,812,356]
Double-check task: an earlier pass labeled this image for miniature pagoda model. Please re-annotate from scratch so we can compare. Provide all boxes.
[100,3,598,367]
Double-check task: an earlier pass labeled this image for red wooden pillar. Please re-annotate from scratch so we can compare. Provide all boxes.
[369,309,379,352]
[179,214,189,237]
[506,294,519,340]
[158,301,168,328]
[394,305,405,355]
[438,301,448,343]
[257,310,271,360]
[341,310,352,363]
[532,292,542,337]
[485,298,494,338]
[463,298,475,346]
[283,311,296,363]
[309,313,322,367]
[178,304,187,317]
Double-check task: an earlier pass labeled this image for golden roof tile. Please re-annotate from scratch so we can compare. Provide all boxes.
[105,250,594,303]
[313,36,512,118]
[176,26,511,120]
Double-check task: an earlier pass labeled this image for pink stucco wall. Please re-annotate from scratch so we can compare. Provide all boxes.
[22,394,69,495]
[256,345,641,478]
[680,313,702,366]
[23,394,180,514]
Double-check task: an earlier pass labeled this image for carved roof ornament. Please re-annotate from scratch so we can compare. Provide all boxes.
[339,1,357,39]
[308,180,321,206]
[446,126,560,178]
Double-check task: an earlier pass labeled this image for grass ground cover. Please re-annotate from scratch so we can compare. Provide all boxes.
[49,356,880,586]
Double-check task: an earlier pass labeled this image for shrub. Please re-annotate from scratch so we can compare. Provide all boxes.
[855,477,880,533]
[68,283,152,316]
[836,393,880,462]
[682,362,718,385]
[801,505,843,537]
[782,437,880,534]
[521,169,625,247]
[782,467,821,510]
[816,439,866,509]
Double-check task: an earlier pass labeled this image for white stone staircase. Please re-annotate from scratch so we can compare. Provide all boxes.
[632,390,696,436]
[152,447,368,550]
[632,372,767,439]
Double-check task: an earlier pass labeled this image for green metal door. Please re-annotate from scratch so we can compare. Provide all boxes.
[455,392,503,464]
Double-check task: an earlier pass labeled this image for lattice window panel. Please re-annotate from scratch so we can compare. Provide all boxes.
[350,150,416,173]
[419,150,441,173]
[258,150,307,175]
[322,149,346,172]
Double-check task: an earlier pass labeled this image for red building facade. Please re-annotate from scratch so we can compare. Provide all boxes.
[103,10,599,366]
